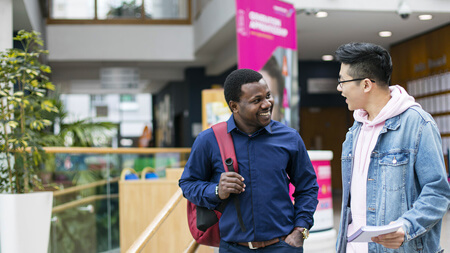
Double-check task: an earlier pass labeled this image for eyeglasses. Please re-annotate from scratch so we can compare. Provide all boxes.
[338,78,375,89]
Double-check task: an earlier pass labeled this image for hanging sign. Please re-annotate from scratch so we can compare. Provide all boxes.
[236,0,299,129]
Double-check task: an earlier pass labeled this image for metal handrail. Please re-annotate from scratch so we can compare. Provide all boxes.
[52,194,118,214]
[43,147,191,154]
[51,177,120,213]
[52,177,120,197]
[126,188,184,253]
[183,239,200,253]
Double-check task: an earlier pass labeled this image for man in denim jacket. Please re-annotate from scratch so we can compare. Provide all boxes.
[335,42,450,253]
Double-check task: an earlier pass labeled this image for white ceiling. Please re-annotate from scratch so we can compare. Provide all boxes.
[295,10,450,60]
[11,0,450,93]
[194,7,449,77]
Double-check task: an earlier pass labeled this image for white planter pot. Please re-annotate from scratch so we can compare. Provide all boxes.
[0,191,53,253]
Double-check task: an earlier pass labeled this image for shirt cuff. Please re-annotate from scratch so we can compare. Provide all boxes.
[294,220,310,230]
[206,183,221,205]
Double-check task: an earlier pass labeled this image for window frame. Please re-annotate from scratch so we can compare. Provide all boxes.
[47,0,192,25]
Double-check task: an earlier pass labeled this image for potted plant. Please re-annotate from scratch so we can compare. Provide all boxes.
[0,30,58,253]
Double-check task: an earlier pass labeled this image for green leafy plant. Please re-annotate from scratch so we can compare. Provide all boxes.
[39,93,117,148]
[0,30,58,193]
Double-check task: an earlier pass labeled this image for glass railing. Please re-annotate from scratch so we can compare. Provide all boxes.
[44,147,190,253]
[49,0,191,24]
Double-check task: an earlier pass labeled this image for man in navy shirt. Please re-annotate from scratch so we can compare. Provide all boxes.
[179,69,318,252]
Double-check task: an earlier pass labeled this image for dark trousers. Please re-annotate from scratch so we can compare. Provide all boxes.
[219,239,303,253]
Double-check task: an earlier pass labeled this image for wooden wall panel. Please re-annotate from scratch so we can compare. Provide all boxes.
[409,36,429,80]
[427,25,450,73]
[390,43,407,86]
[300,107,353,190]
[391,24,450,86]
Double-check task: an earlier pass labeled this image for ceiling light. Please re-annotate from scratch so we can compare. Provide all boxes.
[379,31,392,38]
[315,11,328,18]
[322,55,334,61]
[418,14,433,20]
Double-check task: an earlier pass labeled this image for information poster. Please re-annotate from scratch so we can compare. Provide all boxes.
[236,0,299,130]
[201,89,231,131]
[289,151,334,232]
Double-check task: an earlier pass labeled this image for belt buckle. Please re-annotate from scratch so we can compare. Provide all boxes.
[248,242,258,249]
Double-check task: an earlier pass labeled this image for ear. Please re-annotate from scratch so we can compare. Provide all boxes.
[229,101,238,113]
[363,79,374,93]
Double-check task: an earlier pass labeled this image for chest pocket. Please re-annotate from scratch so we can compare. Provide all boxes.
[379,152,408,191]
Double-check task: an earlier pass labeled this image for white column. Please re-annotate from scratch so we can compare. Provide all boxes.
[0,0,13,197]
[0,0,13,51]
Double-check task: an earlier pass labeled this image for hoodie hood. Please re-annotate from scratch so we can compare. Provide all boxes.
[354,85,421,126]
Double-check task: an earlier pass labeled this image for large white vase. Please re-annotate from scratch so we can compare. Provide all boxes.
[0,191,53,253]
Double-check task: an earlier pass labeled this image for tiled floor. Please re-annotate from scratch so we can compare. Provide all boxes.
[331,191,450,251]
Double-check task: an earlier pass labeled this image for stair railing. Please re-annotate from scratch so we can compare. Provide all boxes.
[126,188,185,253]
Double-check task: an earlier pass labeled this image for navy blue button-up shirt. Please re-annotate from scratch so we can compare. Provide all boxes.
[179,115,318,243]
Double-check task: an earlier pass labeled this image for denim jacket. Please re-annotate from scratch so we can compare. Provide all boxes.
[337,106,450,253]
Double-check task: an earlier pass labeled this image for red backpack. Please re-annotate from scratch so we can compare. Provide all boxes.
[186,122,245,247]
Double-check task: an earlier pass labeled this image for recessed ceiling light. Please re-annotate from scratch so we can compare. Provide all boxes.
[315,11,328,18]
[418,14,433,20]
[322,55,334,61]
[379,31,392,37]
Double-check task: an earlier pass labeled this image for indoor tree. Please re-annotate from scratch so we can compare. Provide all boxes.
[0,30,58,193]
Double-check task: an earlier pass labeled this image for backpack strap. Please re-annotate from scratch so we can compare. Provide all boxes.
[212,122,246,232]
[212,122,238,173]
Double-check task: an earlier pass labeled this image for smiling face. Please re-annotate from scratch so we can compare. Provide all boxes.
[337,63,367,111]
[230,80,274,134]
[259,69,281,121]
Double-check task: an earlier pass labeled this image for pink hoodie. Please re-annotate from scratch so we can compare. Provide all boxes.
[347,85,421,253]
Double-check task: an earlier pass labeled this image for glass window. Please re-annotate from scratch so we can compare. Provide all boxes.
[96,106,109,117]
[49,0,190,22]
[91,94,106,104]
[51,0,95,19]
[120,94,136,102]
[97,0,143,19]
[144,0,188,19]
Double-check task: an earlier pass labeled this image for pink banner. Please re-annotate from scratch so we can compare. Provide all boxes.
[236,0,297,71]
[289,160,332,207]
[289,160,334,231]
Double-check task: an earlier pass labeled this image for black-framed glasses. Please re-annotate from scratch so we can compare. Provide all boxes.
[338,78,375,88]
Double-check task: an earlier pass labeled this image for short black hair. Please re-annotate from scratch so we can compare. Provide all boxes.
[335,42,392,86]
[223,69,263,109]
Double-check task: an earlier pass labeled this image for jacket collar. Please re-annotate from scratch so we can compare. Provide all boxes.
[384,115,401,131]
[351,114,401,133]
